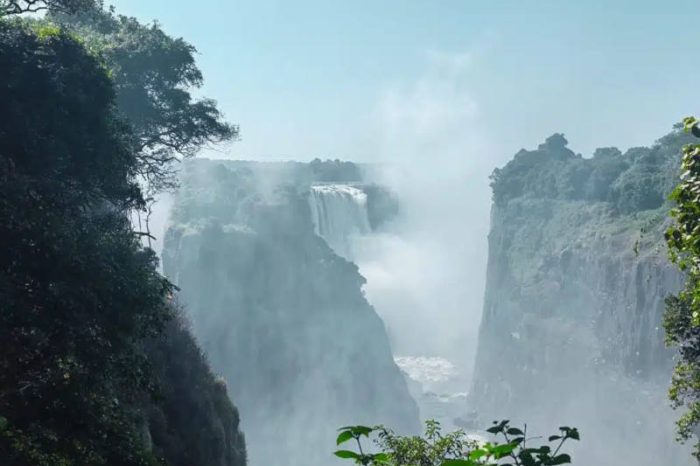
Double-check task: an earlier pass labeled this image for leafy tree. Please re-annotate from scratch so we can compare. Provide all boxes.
[333,420,579,466]
[489,130,690,214]
[0,20,173,465]
[0,0,94,16]
[51,4,237,192]
[144,310,247,466]
[664,116,700,457]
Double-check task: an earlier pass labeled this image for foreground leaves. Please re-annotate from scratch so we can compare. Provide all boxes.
[334,420,579,466]
[665,116,700,458]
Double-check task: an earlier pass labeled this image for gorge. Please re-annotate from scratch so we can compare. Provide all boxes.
[155,129,699,466]
[164,133,691,465]
[5,2,699,466]
[469,131,695,465]
[161,159,418,466]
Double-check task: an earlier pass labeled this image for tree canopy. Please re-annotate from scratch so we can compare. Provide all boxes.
[2,2,235,193]
[489,131,692,214]
[0,20,173,465]
[51,5,237,192]
[0,0,94,16]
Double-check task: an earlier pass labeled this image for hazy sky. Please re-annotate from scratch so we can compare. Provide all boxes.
[112,0,699,167]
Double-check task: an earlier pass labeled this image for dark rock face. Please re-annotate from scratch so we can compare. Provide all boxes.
[162,160,419,466]
[145,316,247,466]
[470,132,695,466]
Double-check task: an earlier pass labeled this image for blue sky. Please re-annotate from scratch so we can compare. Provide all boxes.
[112,0,700,167]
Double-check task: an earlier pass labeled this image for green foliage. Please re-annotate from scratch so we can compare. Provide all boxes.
[0,20,173,465]
[143,312,247,466]
[0,5,247,465]
[334,420,579,466]
[34,22,61,39]
[490,130,692,215]
[664,115,700,456]
[51,4,237,192]
[0,0,95,16]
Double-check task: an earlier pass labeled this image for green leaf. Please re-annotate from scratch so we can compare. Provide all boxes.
[507,427,524,436]
[442,460,478,466]
[547,453,572,465]
[684,116,699,133]
[490,441,518,459]
[334,450,361,460]
[337,430,354,445]
[519,450,537,466]
[486,420,509,434]
[522,446,550,455]
[548,435,561,441]
[352,425,375,437]
[337,425,375,438]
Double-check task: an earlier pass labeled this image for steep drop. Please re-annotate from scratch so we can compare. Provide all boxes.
[308,184,371,259]
[469,132,694,465]
[162,160,419,466]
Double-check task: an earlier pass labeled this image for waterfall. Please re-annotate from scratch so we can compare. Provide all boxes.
[308,184,371,259]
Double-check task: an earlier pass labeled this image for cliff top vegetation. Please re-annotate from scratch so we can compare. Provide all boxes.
[490,130,695,215]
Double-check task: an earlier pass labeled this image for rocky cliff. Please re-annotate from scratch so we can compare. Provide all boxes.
[162,159,418,466]
[469,131,695,465]
[144,314,247,466]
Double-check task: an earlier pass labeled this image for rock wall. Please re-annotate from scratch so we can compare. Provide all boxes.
[470,132,694,465]
[162,159,418,466]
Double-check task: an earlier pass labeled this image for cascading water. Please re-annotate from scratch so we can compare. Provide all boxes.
[309,183,468,429]
[308,184,371,259]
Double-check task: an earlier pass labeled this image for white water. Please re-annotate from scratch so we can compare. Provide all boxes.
[308,182,475,429]
[394,355,470,430]
[395,356,458,387]
[308,184,371,259]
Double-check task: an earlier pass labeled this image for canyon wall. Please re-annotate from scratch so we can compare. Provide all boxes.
[469,131,694,465]
[162,159,417,466]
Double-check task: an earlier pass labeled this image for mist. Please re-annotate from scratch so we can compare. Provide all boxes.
[346,51,494,424]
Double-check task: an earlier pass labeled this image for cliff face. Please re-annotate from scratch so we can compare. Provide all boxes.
[145,315,247,466]
[470,132,694,465]
[162,160,418,466]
